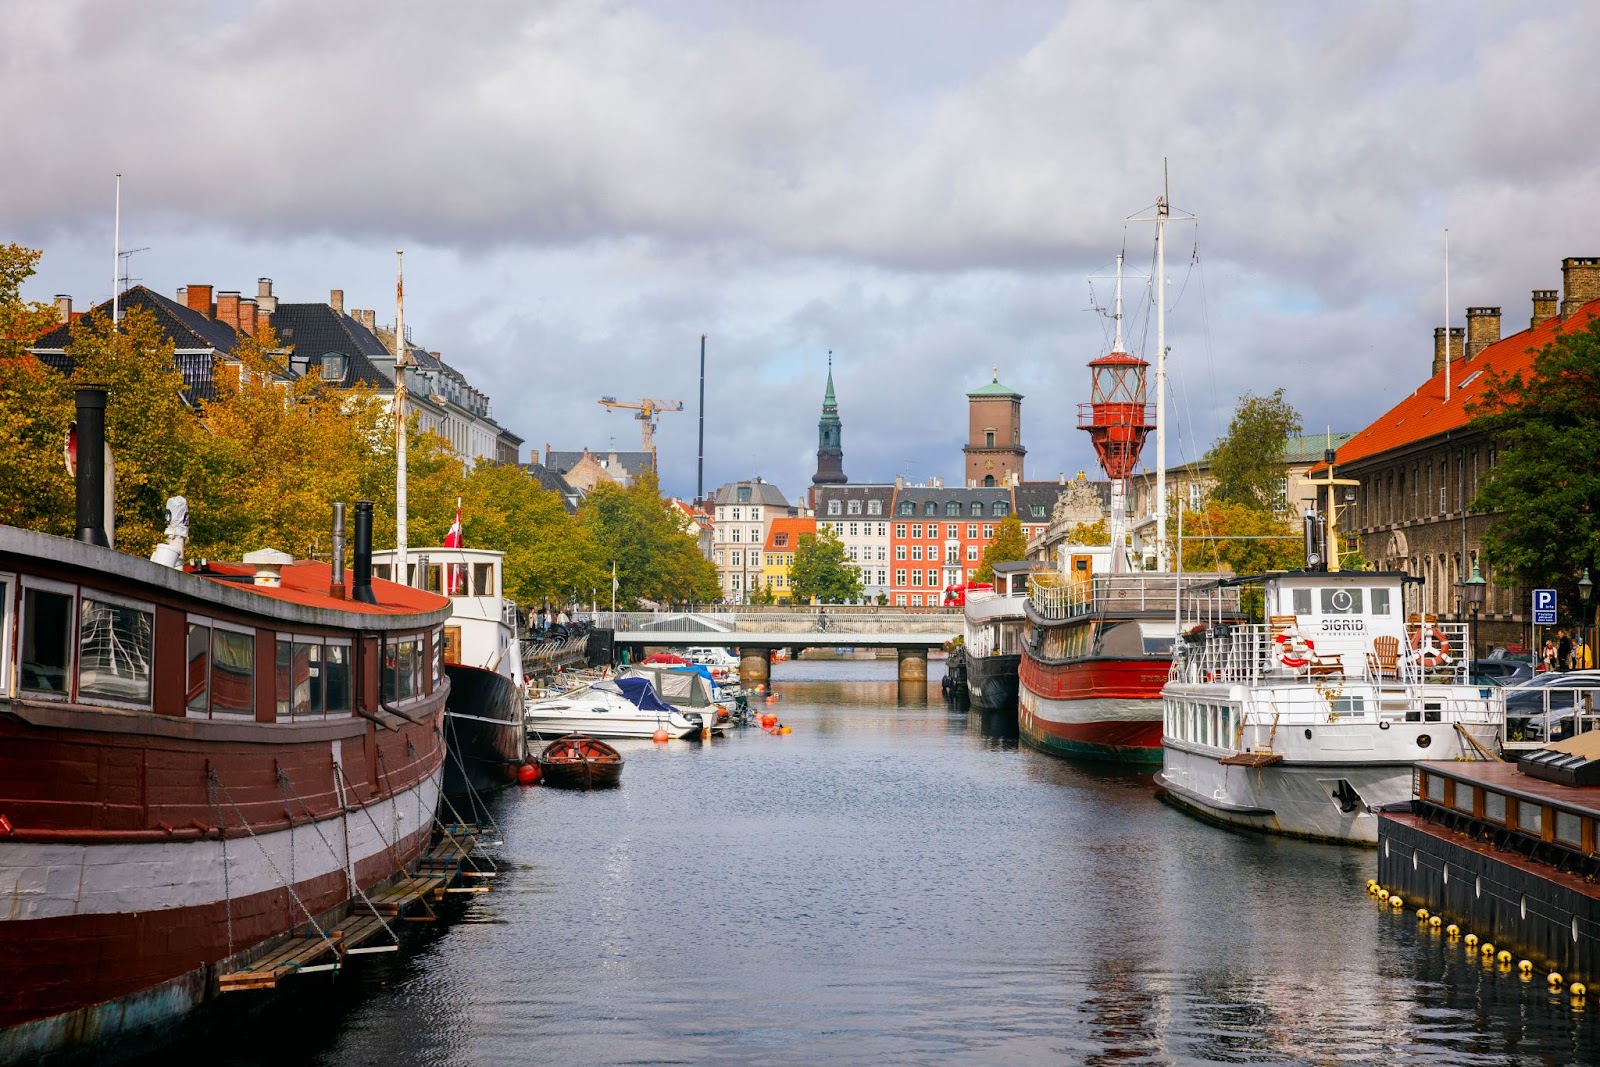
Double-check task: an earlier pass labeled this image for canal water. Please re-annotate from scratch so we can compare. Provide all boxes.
[132,660,1596,1065]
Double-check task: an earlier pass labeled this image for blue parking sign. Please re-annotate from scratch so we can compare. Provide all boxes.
[1533,588,1558,625]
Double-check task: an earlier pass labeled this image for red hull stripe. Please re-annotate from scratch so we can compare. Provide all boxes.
[1017,653,1169,701]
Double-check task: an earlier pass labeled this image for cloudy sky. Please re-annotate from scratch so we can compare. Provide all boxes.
[8,0,1600,505]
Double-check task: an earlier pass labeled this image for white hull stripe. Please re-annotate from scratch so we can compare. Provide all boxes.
[0,774,440,922]
[1018,690,1160,725]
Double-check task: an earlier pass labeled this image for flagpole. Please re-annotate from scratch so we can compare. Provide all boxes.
[611,560,617,615]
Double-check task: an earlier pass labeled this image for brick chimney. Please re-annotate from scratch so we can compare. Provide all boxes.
[362,310,377,330]
[216,291,241,331]
[1560,256,1600,318]
[329,289,344,314]
[256,277,278,314]
[54,295,72,323]
[186,284,213,316]
[1464,307,1500,360]
[238,298,258,337]
[1431,326,1464,376]
[1532,290,1559,327]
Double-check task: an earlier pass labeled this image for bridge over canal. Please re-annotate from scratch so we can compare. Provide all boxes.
[590,610,961,686]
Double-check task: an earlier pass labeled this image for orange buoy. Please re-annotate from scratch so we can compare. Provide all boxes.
[652,727,671,743]
[779,725,792,735]
[761,713,778,728]
[517,762,541,785]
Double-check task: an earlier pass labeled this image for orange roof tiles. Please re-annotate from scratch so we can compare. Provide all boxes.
[765,517,816,552]
[199,560,451,615]
[1330,300,1600,470]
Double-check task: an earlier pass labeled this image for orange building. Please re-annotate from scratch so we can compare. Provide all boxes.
[762,517,816,604]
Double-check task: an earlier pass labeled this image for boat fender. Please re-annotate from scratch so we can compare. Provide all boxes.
[1416,908,1430,921]
[1447,924,1460,938]
[1464,934,1478,948]
[1571,982,1587,998]
[1379,721,1390,730]
[1480,942,1496,957]
[1429,915,1442,928]
[1497,950,1513,966]
[1390,895,1405,909]
[1519,960,1534,975]
[1367,883,1379,895]
[1548,972,1564,987]
[1377,889,1389,902]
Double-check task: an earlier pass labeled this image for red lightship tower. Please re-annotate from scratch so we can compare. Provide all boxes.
[1078,254,1154,573]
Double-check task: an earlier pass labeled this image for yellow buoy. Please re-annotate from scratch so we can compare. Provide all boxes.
[1377,889,1389,902]
[1519,960,1535,975]
[1572,982,1587,998]
[1417,908,1430,920]
[1366,878,1378,888]
[1549,972,1564,987]
[1368,883,1379,895]
[779,725,791,735]
[1390,895,1405,909]
[1497,950,1513,965]
[1429,915,1442,928]
[1481,942,1496,957]
[1464,934,1479,948]
[1446,924,1460,938]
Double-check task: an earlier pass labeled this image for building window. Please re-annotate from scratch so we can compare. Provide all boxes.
[1031,504,1046,518]
[985,429,995,447]
[868,500,882,516]
[78,594,155,706]
[946,501,961,516]
[919,501,933,516]
[993,501,1009,516]
[895,569,907,585]
[738,487,751,503]
[1189,483,1203,511]
[912,571,922,586]
[828,499,842,515]
[946,524,958,539]
[912,595,923,606]
[967,545,978,561]
[912,546,923,561]
[732,550,742,566]
[848,499,862,515]
[732,528,741,543]
[983,475,995,487]
[895,594,907,606]
[969,501,982,516]
[877,547,886,561]
[895,546,906,560]
[849,523,859,537]
[924,568,937,584]
[899,501,914,516]
[983,524,994,539]
[877,523,887,537]
[912,524,922,538]
[967,524,978,539]
[895,523,906,538]
[774,534,788,548]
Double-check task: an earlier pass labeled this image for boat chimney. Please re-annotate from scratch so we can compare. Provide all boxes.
[351,500,377,604]
[73,386,111,548]
[242,548,292,587]
[330,502,347,599]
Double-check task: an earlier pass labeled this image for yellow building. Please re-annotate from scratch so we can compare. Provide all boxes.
[762,517,816,604]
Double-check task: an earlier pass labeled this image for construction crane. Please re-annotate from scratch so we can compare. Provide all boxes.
[598,396,685,454]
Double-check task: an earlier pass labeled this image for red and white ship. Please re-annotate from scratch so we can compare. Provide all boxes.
[0,389,452,1061]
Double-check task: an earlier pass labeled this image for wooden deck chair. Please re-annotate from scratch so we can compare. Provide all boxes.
[1367,635,1401,682]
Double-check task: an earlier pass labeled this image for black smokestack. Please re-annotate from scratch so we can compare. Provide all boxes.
[352,501,376,604]
[74,387,110,548]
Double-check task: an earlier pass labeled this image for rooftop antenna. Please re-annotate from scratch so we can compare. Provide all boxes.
[117,246,150,296]
[111,173,121,328]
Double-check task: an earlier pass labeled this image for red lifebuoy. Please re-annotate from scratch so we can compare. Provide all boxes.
[1411,625,1452,667]
[1273,630,1314,670]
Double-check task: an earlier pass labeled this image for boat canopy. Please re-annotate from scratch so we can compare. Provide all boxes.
[613,675,674,713]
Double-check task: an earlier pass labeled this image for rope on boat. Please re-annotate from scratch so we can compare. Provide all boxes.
[208,769,343,965]
[277,766,404,944]
[207,775,234,959]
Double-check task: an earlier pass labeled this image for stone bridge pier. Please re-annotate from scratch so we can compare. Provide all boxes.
[897,647,928,691]
[740,648,771,687]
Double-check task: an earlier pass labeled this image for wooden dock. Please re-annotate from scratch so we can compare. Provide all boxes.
[217,821,494,992]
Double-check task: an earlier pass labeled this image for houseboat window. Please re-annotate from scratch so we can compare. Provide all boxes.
[324,643,351,715]
[1331,696,1366,713]
[1320,588,1364,615]
[1555,810,1582,848]
[419,564,442,594]
[1424,774,1445,803]
[20,586,74,694]
[210,628,256,717]
[276,636,327,720]
[1452,783,1476,814]
[1517,802,1543,835]
[473,563,494,597]
[0,576,11,692]
[1483,791,1506,824]
[1139,622,1175,655]
[77,596,155,705]
[186,622,211,715]
[1371,588,1393,616]
[433,628,445,685]
[1291,588,1311,615]
[372,564,391,581]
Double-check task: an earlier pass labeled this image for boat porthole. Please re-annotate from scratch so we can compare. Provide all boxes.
[1417,733,1432,749]
[1575,917,1581,943]
[1379,721,1390,730]
[1520,894,1527,920]
[1476,876,1482,899]
[1304,728,1313,740]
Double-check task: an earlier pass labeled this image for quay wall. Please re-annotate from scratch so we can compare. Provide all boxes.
[1378,811,1600,980]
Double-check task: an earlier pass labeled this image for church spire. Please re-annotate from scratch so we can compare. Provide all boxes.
[812,350,847,487]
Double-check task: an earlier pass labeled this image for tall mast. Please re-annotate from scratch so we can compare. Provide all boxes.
[697,334,706,504]
[1443,229,1451,401]
[112,173,121,328]
[394,250,409,582]
[1154,165,1170,572]
[1113,251,1125,351]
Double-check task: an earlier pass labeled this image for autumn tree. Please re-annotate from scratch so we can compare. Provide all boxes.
[974,514,1028,582]
[790,525,863,604]
[1177,500,1302,575]
[1469,318,1600,606]
[0,246,78,534]
[1062,518,1110,546]
[451,461,607,605]
[1208,389,1303,512]
[579,472,718,608]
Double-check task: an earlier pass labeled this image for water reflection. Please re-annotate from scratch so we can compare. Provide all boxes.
[110,660,1600,1065]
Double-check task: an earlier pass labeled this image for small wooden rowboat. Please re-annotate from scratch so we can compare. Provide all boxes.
[538,734,624,790]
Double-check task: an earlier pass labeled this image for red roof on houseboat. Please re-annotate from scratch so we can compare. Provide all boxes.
[197,560,450,615]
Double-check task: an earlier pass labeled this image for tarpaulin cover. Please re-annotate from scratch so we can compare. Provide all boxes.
[614,675,674,712]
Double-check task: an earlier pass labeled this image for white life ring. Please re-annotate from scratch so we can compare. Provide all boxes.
[1273,630,1314,670]
[1411,624,1453,667]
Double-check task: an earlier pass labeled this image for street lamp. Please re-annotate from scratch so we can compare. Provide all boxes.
[1580,568,1594,669]
[1461,562,1487,665]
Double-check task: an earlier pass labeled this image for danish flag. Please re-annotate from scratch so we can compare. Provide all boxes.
[443,497,464,548]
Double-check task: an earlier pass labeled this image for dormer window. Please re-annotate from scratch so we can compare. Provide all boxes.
[319,353,348,380]
[868,500,882,515]
[899,501,914,516]
[828,500,842,515]
[847,499,862,515]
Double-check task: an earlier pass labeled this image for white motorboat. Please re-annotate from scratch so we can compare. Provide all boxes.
[524,676,715,741]
[1158,565,1503,845]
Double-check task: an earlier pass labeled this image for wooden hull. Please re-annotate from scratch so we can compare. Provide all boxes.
[538,736,623,790]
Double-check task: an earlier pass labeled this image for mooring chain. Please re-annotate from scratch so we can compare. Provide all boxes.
[278,766,400,946]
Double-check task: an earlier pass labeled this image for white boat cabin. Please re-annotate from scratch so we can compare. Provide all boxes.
[371,548,520,676]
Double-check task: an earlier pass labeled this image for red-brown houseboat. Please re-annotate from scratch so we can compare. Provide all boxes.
[0,390,452,1061]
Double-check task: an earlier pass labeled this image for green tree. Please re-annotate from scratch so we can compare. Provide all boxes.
[1062,517,1110,546]
[790,525,863,604]
[1469,318,1600,602]
[579,472,718,608]
[453,460,606,605]
[0,246,78,535]
[974,514,1028,581]
[1178,500,1303,575]
[1208,389,1303,512]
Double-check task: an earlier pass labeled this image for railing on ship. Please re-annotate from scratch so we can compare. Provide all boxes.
[1027,572,1238,621]
[1169,621,1473,687]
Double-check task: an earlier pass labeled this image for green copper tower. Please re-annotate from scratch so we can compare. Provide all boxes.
[812,352,847,487]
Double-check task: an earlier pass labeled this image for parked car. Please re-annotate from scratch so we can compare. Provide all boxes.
[1504,670,1600,742]
[1469,658,1535,687]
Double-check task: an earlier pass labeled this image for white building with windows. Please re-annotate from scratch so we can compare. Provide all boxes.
[813,484,895,604]
[710,479,794,603]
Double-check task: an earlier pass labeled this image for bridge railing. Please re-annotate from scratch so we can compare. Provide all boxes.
[592,611,956,633]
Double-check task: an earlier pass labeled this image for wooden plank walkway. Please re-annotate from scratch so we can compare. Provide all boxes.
[217,821,494,992]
